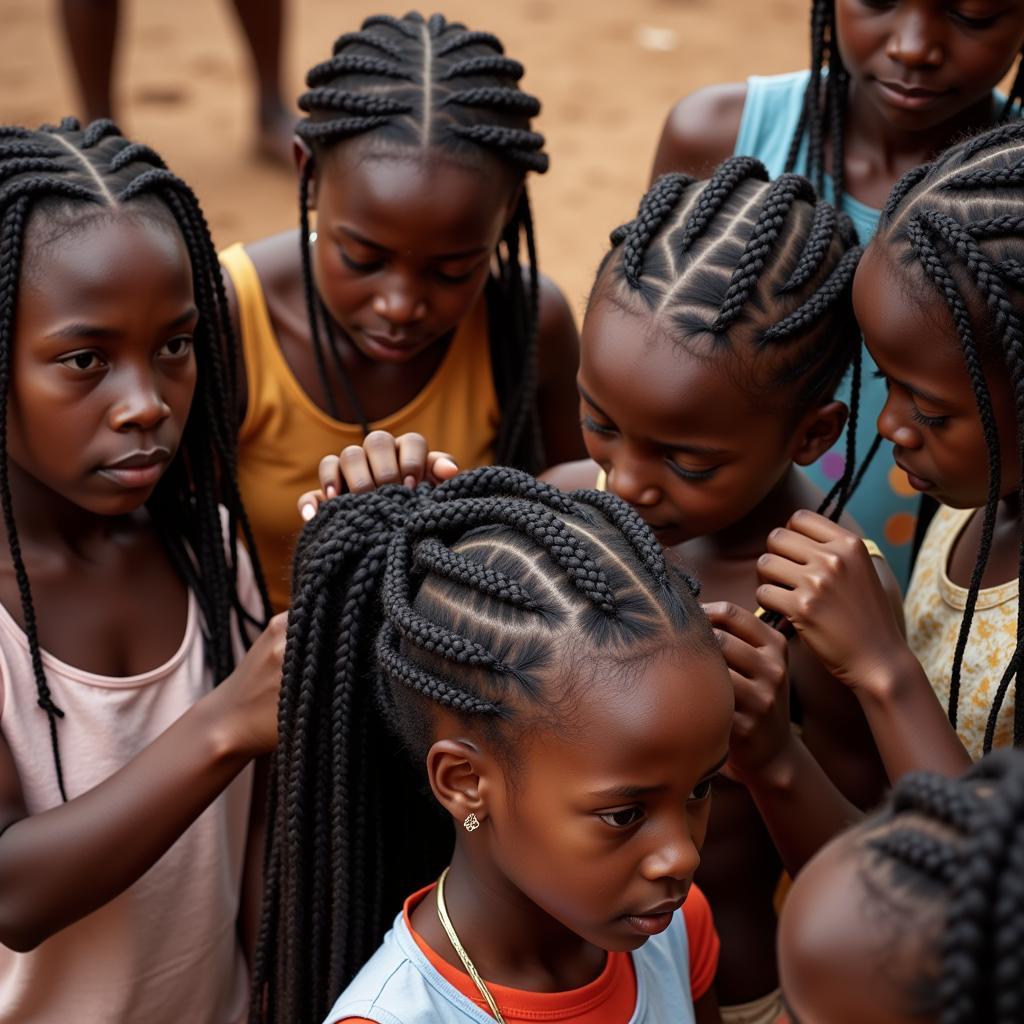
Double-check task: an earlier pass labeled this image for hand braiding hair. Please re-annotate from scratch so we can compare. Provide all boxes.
[252,466,709,1022]
[786,1,1024,212]
[879,122,1024,751]
[0,118,271,799]
[296,11,549,472]
[859,751,1024,1022]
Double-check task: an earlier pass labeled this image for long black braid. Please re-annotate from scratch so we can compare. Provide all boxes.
[857,751,1024,1022]
[878,122,1024,751]
[787,1,1024,208]
[599,157,865,522]
[0,118,271,799]
[252,465,713,1023]
[296,12,549,471]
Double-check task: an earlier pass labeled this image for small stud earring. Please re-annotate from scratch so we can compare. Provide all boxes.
[308,230,317,245]
[463,813,480,832]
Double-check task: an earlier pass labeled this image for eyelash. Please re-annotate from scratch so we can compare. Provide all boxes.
[341,250,480,285]
[858,0,1002,30]
[580,417,720,481]
[596,778,716,829]
[910,407,949,429]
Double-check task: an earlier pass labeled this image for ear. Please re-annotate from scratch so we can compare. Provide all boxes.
[294,136,317,199]
[426,738,495,827]
[791,400,849,466]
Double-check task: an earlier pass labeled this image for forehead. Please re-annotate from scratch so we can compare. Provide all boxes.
[579,299,782,439]
[317,148,511,247]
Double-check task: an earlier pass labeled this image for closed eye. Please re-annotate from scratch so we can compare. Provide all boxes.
[580,414,618,437]
[666,459,718,482]
[910,407,948,429]
[340,249,384,273]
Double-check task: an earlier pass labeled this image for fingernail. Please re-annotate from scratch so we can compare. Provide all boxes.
[301,503,316,522]
[438,458,457,473]
[325,484,337,499]
[404,475,416,488]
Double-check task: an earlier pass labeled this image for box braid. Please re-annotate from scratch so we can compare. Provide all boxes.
[598,158,865,521]
[296,11,549,471]
[787,1,1024,208]
[877,122,1024,752]
[856,750,1024,1022]
[0,118,271,799]
[251,465,711,1023]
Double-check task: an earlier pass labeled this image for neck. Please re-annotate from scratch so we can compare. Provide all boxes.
[845,80,999,173]
[416,842,606,993]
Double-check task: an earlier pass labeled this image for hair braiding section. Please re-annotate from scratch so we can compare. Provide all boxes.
[877,121,1024,749]
[252,466,713,1021]
[295,11,550,470]
[0,118,271,797]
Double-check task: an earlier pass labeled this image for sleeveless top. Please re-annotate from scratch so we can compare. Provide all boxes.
[733,72,1016,588]
[904,505,1019,760]
[220,243,500,610]
[325,896,697,1024]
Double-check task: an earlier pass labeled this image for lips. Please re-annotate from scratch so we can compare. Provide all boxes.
[97,448,171,489]
[895,457,934,493]
[622,893,688,936]
[358,328,428,362]
[873,78,952,111]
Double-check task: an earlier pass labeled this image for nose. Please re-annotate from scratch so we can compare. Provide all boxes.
[886,9,943,69]
[372,273,427,327]
[640,822,701,885]
[607,458,662,508]
[876,390,921,450]
[109,366,171,432]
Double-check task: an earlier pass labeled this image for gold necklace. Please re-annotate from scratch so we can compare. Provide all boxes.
[435,867,507,1023]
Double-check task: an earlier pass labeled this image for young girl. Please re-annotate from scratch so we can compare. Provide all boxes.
[0,118,285,1022]
[306,160,902,1024]
[258,468,732,1024]
[777,750,1024,1023]
[220,11,583,610]
[652,0,1024,584]
[755,121,1024,778]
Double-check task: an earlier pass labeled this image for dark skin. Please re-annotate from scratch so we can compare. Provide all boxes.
[543,294,900,1004]
[0,211,285,953]
[223,139,583,467]
[651,0,1024,202]
[405,643,734,1024]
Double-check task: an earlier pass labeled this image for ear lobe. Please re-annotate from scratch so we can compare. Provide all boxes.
[791,400,849,466]
[426,738,490,826]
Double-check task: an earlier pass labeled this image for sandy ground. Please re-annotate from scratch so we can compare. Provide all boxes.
[1,0,812,313]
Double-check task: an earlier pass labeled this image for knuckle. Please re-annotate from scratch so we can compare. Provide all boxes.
[821,551,843,574]
[363,430,394,448]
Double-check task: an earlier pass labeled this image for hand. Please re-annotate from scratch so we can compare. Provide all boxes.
[296,431,459,521]
[213,612,288,757]
[704,602,792,783]
[756,510,906,691]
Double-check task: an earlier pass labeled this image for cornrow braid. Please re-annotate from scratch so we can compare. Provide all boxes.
[788,2,1024,213]
[599,159,864,524]
[0,119,271,798]
[295,11,550,472]
[878,122,1024,750]
[252,466,710,1022]
[859,751,1024,1022]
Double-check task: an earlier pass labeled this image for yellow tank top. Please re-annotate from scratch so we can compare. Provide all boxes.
[221,243,500,610]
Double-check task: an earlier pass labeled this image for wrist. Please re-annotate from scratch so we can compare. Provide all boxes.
[851,646,927,708]
[194,683,262,768]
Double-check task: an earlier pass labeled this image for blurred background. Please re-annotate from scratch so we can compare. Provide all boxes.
[0,0,809,313]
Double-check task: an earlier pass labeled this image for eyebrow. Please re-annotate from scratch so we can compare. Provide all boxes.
[44,307,199,343]
[874,369,950,408]
[588,754,729,801]
[339,225,490,261]
[576,383,733,458]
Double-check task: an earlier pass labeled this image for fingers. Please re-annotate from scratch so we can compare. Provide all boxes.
[712,628,766,680]
[317,454,343,499]
[703,601,782,649]
[297,489,322,522]
[756,552,807,590]
[361,430,402,488]
[426,450,459,484]
[754,583,799,620]
[395,433,428,488]
[786,508,854,544]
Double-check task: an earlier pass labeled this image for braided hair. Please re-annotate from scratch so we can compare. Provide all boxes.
[0,118,270,799]
[296,12,549,471]
[787,1,1024,207]
[252,465,713,1022]
[877,122,1024,751]
[596,158,865,519]
[856,750,1024,1022]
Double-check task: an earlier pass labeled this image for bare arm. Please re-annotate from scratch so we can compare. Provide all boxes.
[0,614,285,952]
[649,83,748,183]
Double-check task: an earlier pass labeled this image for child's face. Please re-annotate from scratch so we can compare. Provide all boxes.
[854,244,1020,508]
[463,643,732,953]
[577,300,840,545]
[835,0,1024,133]
[10,211,197,516]
[310,146,512,364]
[778,824,939,1024]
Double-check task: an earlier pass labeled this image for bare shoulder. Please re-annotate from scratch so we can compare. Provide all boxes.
[540,458,601,492]
[650,82,748,182]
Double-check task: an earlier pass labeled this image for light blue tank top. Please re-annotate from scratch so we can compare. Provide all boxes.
[323,904,696,1024]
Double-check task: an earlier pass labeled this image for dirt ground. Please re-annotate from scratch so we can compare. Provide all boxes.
[1,0,811,313]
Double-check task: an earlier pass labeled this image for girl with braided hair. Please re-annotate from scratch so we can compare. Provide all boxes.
[0,117,286,1022]
[220,11,582,611]
[777,750,1024,1023]
[305,159,903,1024]
[653,0,1024,587]
[259,466,732,1024]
